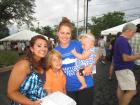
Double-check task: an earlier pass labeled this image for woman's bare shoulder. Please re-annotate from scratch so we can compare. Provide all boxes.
[12,59,30,73]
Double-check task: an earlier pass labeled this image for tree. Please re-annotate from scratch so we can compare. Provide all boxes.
[71,23,77,39]
[0,24,9,39]
[30,25,55,39]
[42,26,55,38]
[30,26,42,34]
[89,11,126,37]
[0,0,35,25]
[0,0,35,38]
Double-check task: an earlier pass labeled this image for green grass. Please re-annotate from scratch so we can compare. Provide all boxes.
[0,50,19,67]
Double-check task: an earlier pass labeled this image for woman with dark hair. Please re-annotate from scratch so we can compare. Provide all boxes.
[55,17,94,105]
[7,35,48,105]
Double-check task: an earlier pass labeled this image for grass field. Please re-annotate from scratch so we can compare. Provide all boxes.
[0,50,19,67]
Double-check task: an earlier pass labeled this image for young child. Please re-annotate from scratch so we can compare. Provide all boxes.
[71,34,99,90]
[44,50,66,94]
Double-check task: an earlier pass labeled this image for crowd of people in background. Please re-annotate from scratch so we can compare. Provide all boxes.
[0,38,55,56]
[7,16,140,105]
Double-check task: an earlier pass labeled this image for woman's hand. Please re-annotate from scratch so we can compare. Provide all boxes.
[83,65,92,76]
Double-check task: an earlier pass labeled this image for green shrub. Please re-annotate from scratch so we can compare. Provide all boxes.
[0,51,19,67]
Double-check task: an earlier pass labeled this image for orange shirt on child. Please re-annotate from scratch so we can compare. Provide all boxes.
[44,68,66,93]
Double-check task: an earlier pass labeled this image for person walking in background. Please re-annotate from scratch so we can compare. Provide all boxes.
[108,32,121,80]
[71,34,99,90]
[98,36,106,64]
[55,17,94,105]
[44,50,66,94]
[129,24,140,95]
[7,35,48,105]
[114,23,140,105]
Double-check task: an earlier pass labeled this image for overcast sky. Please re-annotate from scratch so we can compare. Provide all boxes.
[33,0,140,27]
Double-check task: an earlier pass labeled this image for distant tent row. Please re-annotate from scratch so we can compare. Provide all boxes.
[0,30,50,50]
[0,30,48,41]
[101,18,140,36]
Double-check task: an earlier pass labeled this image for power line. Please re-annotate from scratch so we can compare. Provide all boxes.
[120,6,140,12]
[125,13,140,17]
[89,0,132,6]
[75,6,140,23]
[75,13,140,23]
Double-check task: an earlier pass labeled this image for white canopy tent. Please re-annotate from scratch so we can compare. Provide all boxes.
[0,30,48,41]
[101,18,140,36]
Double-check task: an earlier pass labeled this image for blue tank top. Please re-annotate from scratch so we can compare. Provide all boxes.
[11,66,47,105]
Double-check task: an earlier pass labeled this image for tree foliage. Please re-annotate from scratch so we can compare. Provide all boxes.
[71,23,78,39]
[0,0,35,25]
[31,26,55,39]
[42,26,55,38]
[0,0,35,39]
[0,24,9,39]
[89,11,126,37]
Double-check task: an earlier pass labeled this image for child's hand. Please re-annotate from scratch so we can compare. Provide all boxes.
[30,100,42,105]
[71,48,77,54]
[83,65,92,76]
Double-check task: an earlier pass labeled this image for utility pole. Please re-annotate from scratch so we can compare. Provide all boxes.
[86,0,88,33]
[83,0,86,31]
[86,0,91,33]
[77,0,79,37]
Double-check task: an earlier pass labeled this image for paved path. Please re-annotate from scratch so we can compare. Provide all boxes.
[0,62,140,105]
[0,71,10,104]
[93,62,118,105]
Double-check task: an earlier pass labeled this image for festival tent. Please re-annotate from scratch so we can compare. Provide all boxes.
[0,30,48,41]
[101,18,140,36]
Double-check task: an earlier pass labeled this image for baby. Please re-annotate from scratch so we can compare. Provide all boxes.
[71,34,99,89]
